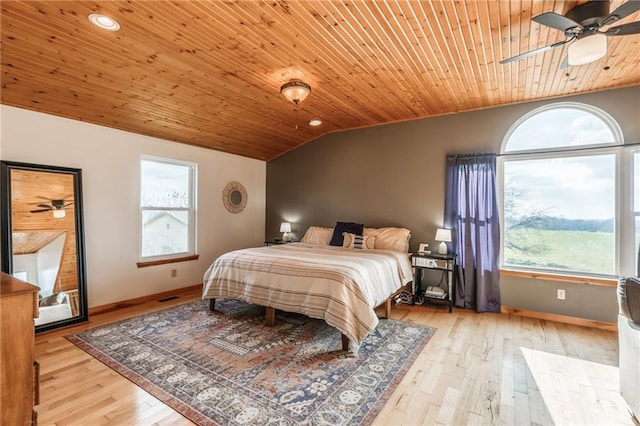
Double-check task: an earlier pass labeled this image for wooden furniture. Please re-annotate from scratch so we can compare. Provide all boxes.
[1,272,39,425]
[411,252,457,312]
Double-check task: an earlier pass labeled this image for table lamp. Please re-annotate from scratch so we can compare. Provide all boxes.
[435,228,451,254]
[280,222,292,242]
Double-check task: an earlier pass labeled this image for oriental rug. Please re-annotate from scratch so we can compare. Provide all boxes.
[67,299,435,426]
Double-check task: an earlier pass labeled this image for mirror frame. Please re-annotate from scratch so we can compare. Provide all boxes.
[222,181,247,214]
[1,160,89,332]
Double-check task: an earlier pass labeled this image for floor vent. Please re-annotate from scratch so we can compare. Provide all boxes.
[158,296,179,303]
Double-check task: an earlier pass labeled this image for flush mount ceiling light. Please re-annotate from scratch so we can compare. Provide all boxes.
[280,80,311,105]
[568,33,607,66]
[309,119,322,127]
[88,13,120,31]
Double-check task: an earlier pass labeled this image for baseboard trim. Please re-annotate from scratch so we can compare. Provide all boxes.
[501,306,617,332]
[89,284,203,316]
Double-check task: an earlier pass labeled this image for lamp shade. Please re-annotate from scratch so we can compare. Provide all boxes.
[280,80,311,105]
[280,222,291,233]
[435,228,452,242]
[53,209,66,219]
[568,34,607,66]
[435,228,451,255]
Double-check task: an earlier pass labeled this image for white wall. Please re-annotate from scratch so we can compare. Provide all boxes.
[36,232,66,296]
[12,253,38,285]
[1,105,266,308]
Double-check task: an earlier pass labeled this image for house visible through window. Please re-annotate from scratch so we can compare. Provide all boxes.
[140,156,196,260]
[500,102,625,277]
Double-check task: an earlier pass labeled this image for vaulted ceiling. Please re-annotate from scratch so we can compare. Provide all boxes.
[2,1,639,161]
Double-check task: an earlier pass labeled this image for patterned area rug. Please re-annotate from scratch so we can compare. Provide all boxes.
[67,300,435,425]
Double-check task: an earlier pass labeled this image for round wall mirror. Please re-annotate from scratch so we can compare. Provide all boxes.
[229,189,243,206]
[222,181,247,213]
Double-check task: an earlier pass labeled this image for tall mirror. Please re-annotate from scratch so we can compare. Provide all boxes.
[1,161,88,332]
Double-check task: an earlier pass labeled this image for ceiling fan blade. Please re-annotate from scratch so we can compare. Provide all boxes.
[604,20,640,36]
[63,202,74,207]
[500,39,569,64]
[601,1,640,26]
[30,209,50,213]
[37,203,52,209]
[533,12,581,31]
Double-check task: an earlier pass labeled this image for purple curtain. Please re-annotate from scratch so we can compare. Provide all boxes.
[444,153,501,312]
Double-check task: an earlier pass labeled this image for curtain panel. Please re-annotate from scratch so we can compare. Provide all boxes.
[444,153,501,312]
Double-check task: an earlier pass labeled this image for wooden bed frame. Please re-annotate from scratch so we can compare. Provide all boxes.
[209,293,395,352]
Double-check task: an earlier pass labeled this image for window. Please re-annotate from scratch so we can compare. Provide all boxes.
[501,102,624,277]
[140,156,196,261]
[634,152,640,258]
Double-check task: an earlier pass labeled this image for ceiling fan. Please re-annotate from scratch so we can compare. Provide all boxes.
[501,0,640,66]
[30,198,73,217]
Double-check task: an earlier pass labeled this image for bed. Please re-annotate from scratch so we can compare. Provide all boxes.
[202,225,413,354]
[35,291,73,326]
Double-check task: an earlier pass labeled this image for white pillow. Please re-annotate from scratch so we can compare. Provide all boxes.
[301,226,333,245]
[342,232,376,250]
[363,227,411,252]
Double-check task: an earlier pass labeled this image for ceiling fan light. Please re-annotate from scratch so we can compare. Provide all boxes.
[568,34,607,66]
[280,80,311,105]
[53,209,66,219]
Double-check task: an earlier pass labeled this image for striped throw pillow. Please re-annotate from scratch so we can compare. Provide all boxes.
[342,232,376,250]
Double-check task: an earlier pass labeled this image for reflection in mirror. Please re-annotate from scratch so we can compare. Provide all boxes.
[229,189,243,206]
[1,161,88,332]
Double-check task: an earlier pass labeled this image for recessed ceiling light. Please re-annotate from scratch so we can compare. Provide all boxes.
[309,119,322,127]
[88,14,120,31]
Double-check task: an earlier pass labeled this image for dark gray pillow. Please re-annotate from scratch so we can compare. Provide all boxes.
[618,277,640,325]
[329,222,364,247]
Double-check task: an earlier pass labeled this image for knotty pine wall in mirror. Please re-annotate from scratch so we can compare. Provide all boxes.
[10,170,78,293]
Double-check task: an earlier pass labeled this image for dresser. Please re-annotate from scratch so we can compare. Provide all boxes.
[1,272,39,425]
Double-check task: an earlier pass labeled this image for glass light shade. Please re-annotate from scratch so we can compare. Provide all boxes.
[568,34,607,66]
[279,222,291,233]
[280,80,311,105]
[53,209,66,218]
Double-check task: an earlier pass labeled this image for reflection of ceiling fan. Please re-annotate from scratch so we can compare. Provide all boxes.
[501,0,640,66]
[30,198,73,217]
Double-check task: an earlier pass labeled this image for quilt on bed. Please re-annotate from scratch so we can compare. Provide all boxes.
[202,243,413,353]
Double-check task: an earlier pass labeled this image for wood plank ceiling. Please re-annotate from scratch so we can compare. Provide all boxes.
[2,1,639,161]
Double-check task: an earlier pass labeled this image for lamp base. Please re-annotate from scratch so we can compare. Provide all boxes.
[282,233,290,242]
[438,241,447,254]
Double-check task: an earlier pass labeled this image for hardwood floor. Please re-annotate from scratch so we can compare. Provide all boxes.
[35,288,633,425]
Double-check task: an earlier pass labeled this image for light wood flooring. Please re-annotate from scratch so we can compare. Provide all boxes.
[35,287,634,425]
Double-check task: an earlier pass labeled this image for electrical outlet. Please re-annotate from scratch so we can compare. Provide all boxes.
[171,269,177,278]
[557,289,565,300]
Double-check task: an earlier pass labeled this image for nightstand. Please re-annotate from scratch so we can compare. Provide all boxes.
[264,239,291,246]
[411,252,456,312]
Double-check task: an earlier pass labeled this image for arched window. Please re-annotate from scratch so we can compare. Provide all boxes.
[500,102,623,276]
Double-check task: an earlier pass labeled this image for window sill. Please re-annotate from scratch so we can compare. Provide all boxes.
[500,269,617,287]
[137,254,199,268]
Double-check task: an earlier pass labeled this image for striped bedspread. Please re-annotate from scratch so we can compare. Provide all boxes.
[202,243,413,353]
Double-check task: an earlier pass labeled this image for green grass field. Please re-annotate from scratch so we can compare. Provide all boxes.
[503,228,615,274]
